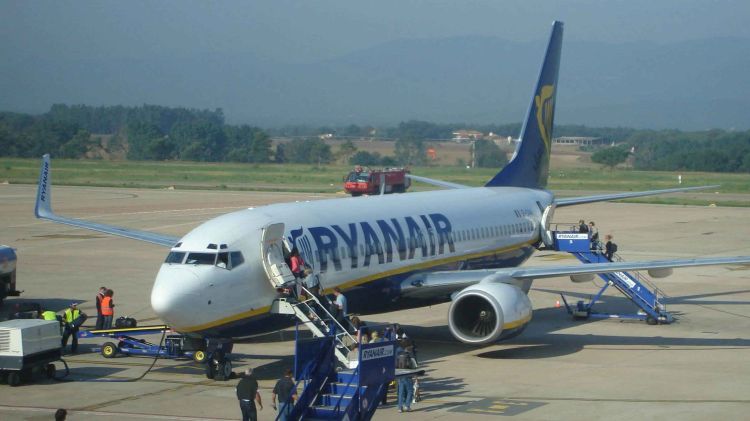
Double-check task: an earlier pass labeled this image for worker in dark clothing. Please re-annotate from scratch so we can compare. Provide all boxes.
[236,368,263,421]
[578,219,589,233]
[62,303,86,354]
[272,368,297,421]
[95,286,106,330]
[604,234,617,261]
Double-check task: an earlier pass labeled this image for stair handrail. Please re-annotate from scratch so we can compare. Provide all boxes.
[332,364,360,416]
[610,252,667,308]
[297,284,358,348]
[286,335,336,421]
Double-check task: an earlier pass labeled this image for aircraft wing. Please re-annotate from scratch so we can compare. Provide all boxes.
[34,154,180,248]
[405,174,469,189]
[400,255,750,299]
[555,185,718,207]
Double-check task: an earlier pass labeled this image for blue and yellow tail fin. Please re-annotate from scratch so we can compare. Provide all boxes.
[486,21,563,189]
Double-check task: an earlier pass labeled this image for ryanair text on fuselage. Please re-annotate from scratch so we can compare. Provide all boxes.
[292,213,456,273]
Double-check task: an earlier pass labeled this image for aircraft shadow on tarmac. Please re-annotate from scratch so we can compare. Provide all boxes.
[399,299,750,362]
[0,298,88,320]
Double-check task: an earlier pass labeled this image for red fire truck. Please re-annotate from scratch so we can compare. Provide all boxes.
[344,167,411,196]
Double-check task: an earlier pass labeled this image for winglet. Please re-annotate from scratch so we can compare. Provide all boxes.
[35,154,53,219]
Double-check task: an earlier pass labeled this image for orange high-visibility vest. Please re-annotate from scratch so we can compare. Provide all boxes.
[101,296,114,316]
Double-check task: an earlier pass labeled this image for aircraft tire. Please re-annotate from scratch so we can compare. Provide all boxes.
[205,362,216,380]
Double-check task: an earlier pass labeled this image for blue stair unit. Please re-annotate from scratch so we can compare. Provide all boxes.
[552,231,672,324]
[282,326,396,420]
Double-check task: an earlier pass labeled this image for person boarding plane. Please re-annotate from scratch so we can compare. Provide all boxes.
[33,21,750,368]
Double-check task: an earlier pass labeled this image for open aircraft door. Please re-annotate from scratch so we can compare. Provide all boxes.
[260,223,295,289]
[541,203,556,248]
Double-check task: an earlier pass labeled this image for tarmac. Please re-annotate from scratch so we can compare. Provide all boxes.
[1,183,750,420]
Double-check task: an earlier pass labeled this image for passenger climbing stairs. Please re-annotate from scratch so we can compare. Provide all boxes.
[271,286,358,366]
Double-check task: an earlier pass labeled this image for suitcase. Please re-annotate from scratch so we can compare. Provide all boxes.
[115,317,137,328]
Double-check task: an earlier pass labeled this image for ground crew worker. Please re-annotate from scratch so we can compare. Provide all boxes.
[101,289,114,329]
[95,286,106,329]
[236,368,263,421]
[62,303,85,354]
[42,309,63,335]
[42,309,58,321]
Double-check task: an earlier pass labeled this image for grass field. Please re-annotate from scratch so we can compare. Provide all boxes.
[1,156,749,206]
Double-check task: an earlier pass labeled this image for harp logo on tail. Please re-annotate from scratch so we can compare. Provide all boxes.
[535,85,555,154]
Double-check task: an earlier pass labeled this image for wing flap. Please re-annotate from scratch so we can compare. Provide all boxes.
[35,154,180,248]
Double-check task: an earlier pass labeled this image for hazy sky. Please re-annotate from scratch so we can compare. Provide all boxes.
[2,1,750,129]
[4,0,749,62]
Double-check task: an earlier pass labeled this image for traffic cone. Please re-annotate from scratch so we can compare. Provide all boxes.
[555,300,561,308]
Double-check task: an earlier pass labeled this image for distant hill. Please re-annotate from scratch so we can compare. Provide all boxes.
[2,36,749,130]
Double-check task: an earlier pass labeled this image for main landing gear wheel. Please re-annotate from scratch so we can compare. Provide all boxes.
[101,342,118,358]
[205,362,216,380]
[214,359,232,381]
[193,350,207,364]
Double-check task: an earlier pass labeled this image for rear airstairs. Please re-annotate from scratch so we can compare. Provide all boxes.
[547,225,673,324]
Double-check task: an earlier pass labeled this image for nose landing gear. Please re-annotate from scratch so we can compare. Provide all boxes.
[203,339,234,381]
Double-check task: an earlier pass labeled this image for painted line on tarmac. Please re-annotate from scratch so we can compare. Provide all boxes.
[0,404,234,420]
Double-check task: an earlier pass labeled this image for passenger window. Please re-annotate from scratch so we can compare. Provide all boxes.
[165,251,185,264]
[186,252,216,265]
[217,252,229,269]
[230,251,244,269]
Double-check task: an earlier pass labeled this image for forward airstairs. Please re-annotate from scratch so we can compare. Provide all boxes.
[271,285,404,420]
[271,285,358,366]
[548,226,673,324]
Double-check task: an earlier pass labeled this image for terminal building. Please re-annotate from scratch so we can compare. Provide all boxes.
[552,136,610,147]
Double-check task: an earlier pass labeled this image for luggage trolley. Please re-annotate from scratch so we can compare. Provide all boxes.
[78,325,207,363]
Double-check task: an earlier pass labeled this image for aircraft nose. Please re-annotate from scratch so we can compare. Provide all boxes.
[151,267,200,329]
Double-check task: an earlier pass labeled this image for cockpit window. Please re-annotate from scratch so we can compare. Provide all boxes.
[186,252,216,265]
[217,252,229,269]
[165,251,185,264]
[230,251,245,269]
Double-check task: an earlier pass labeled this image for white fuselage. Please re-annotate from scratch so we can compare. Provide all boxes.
[150,186,553,337]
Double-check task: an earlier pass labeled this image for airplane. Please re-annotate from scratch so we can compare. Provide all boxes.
[33,21,750,368]
[0,245,19,305]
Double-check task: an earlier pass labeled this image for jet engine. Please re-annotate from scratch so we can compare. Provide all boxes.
[448,282,532,345]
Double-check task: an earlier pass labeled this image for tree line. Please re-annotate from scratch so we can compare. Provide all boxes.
[1,105,749,172]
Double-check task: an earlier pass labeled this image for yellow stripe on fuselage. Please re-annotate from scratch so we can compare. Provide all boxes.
[179,240,536,333]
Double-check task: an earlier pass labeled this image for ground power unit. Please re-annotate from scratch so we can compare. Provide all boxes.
[0,319,62,386]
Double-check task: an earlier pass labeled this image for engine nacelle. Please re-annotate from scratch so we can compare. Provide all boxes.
[648,268,673,278]
[448,282,532,345]
[570,273,595,283]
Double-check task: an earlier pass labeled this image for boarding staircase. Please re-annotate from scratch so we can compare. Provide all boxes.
[271,285,358,366]
[281,332,395,421]
[549,226,672,324]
